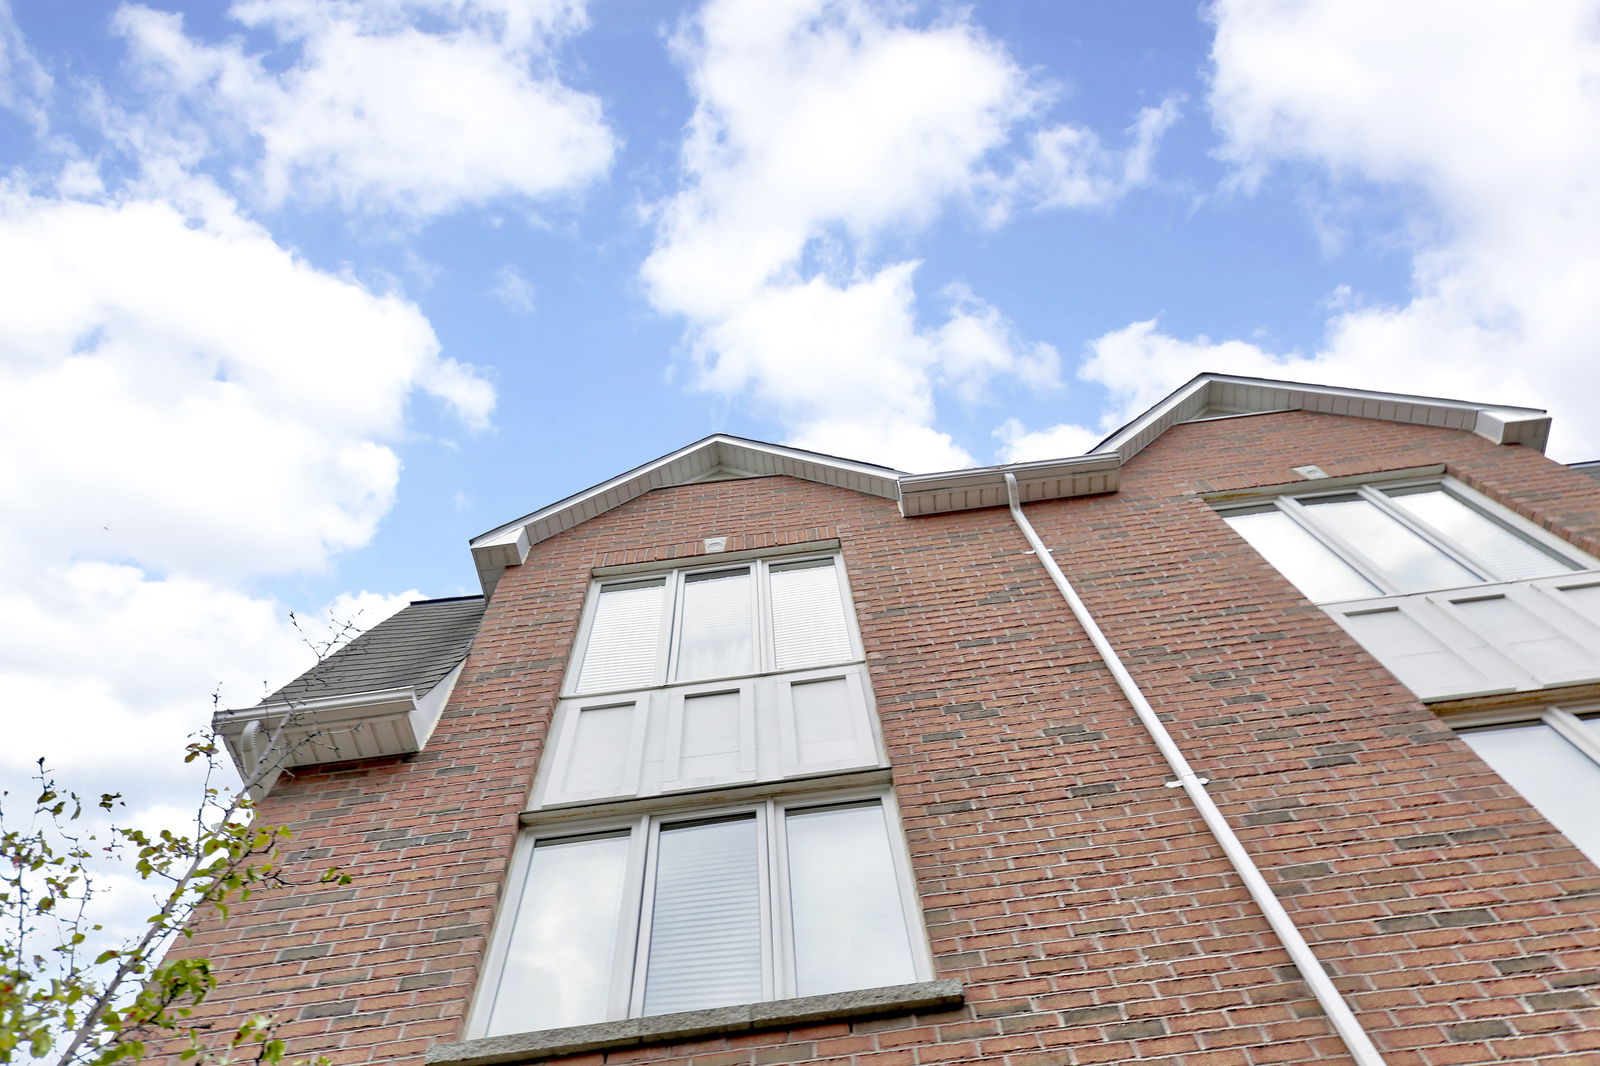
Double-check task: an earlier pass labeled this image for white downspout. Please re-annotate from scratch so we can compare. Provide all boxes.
[1003,473,1387,1066]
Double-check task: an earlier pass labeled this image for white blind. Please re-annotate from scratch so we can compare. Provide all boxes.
[488,832,631,1035]
[642,817,764,1015]
[576,580,665,693]
[770,559,853,670]
[1386,488,1573,581]
[785,803,916,997]
[675,569,754,681]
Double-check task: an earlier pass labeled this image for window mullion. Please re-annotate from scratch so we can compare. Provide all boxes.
[767,797,794,1001]
[660,571,685,684]
[757,799,779,1002]
[1544,707,1600,767]
[1274,496,1398,594]
[755,559,776,673]
[1358,485,1491,581]
[626,815,665,1018]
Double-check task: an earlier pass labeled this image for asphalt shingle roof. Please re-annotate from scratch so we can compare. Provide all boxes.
[263,595,485,706]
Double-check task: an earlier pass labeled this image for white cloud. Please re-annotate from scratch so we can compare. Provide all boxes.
[0,175,487,815]
[644,0,1169,471]
[993,418,1100,464]
[1073,0,1600,460]
[981,96,1183,224]
[492,264,538,314]
[0,181,492,579]
[113,0,615,217]
[0,0,50,129]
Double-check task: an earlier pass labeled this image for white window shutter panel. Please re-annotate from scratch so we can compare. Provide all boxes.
[1438,589,1600,685]
[577,581,666,693]
[1326,601,1523,700]
[770,560,854,670]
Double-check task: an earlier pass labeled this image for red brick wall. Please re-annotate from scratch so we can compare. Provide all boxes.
[164,411,1600,1066]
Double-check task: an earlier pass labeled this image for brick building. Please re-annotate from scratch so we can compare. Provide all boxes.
[205,374,1600,1066]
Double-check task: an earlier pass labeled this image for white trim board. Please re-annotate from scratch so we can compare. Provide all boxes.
[469,375,1556,595]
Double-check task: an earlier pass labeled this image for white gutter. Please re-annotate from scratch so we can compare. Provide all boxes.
[1003,473,1387,1066]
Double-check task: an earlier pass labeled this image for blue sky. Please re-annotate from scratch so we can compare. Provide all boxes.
[3,0,1599,817]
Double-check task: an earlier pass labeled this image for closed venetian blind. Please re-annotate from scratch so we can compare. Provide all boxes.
[1386,488,1574,581]
[642,816,764,1015]
[675,569,754,681]
[576,580,666,693]
[769,559,853,670]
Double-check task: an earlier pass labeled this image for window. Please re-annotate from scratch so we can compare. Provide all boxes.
[476,793,927,1037]
[1220,479,1589,603]
[1219,478,1600,701]
[472,549,929,1042]
[538,555,881,806]
[1455,707,1600,865]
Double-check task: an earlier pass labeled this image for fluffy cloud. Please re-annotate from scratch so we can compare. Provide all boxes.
[0,175,487,806]
[1053,0,1600,460]
[113,0,615,216]
[0,181,490,578]
[644,0,1169,471]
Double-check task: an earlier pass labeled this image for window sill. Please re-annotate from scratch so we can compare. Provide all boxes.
[427,980,965,1066]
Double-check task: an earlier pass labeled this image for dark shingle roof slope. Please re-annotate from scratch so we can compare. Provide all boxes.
[263,595,485,707]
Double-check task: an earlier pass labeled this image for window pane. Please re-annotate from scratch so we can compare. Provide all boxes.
[676,570,754,681]
[643,817,764,1015]
[1303,496,1478,593]
[1224,510,1380,602]
[770,559,854,670]
[488,833,631,1035]
[1459,724,1600,863]
[786,803,917,997]
[1385,487,1575,581]
[677,691,745,782]
[577,580,665,693]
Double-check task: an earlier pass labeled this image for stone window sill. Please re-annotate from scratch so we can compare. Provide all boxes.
[427,979,965,1066]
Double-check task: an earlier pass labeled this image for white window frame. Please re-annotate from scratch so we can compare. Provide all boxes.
[536,551,885,808]
[1447,703,1600,864]
[467,785,932,1040]
[1217,475,1598,602]
[564,552,865,698]
[1448,702,1600,763]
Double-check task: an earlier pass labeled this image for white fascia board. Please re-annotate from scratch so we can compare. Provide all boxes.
[468,434,903,595]
[1093,373,1550,461]
[898,454,1121,517]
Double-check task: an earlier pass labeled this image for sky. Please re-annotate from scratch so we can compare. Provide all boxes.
[3,0,1600,841]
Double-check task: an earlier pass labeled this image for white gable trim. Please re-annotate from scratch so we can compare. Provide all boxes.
[470,376,1555,596]
[1093,374,1551,462]
[469,436,901,595]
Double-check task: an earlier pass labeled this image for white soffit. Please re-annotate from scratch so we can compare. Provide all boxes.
[470,436,903,594]
[1093,374,1552,463]
[898,454,1121,517]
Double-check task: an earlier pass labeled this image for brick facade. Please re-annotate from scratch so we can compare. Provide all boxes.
[167,409,1600,1066]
